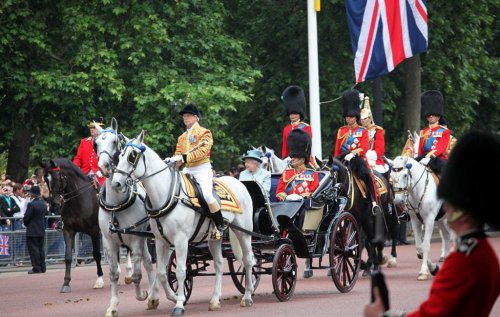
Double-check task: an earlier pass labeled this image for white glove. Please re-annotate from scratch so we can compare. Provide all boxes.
[344,153,355,162]
[366,150,377,162]
[285,193,303,201]
[165,155,184,163]
[96,170,103,178]
[368,159,376,167]
[420,157,431,166]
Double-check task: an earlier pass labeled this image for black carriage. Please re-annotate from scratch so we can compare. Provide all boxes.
[166,168,361,302]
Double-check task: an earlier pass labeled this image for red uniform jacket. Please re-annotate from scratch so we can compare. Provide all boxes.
[333,125,369,158]
[367,125,385,166]
[275,167,319,202]
[406,236,500,317]
[418,125,451,160]
[282,121,312,158]
[73,137,105,185]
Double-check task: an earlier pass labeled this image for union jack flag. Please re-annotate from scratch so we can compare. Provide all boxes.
[0,234,10,256]
[345,0,428,83]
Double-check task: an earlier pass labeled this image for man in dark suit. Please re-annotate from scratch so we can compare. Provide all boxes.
[23,186,48,274]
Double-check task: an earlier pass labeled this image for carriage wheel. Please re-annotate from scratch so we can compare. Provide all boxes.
[167,250,193,305]
[272,244,297,302]
[329,212,361,293]
[227,255,262,295]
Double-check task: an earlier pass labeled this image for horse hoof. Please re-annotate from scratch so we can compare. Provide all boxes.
[430,265,439,276]
[387,259,398,268]
[171,307,185,316]
[146,299,159,310]
[380,254,388,266]
[417,272,430,281]
[303,269,313,279]
[208,302,221,311]
[439,256,445,262]
[105,310,118,317]
[417,253,423,260]
[124,276,133,285]
[94,277,104,289]
[240,298,253,307]
[60,285,71,293]
[137,290,148,301]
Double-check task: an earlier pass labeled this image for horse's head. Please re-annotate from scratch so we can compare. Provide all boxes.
[111,130,148,192]
[390,155,415,208]
[257,145,289,173]
[42,159,66,208]
[94,117,124,177]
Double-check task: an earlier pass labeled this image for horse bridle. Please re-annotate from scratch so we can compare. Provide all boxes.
[48,167,94,204]
[392,163,430,212]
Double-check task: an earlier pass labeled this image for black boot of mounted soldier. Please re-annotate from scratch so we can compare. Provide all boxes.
[211,210,227,240]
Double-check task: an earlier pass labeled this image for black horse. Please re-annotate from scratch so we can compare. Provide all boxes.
[327,157,399,276]
[41,158,103,293]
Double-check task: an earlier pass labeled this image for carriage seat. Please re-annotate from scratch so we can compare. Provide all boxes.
[268,171,330,231]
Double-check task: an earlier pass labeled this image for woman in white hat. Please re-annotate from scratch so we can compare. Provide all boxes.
[238,150,271,197]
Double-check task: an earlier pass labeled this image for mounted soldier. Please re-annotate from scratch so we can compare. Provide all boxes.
[416,90,451,177]
[73,117,106,187]
[333,89,381,215]
[281,86,313,156]
[360,94,388,176]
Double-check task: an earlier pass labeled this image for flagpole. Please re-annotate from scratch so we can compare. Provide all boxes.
[307,0,322,159]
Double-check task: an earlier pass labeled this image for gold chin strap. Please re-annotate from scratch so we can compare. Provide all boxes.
[448,210,464,224]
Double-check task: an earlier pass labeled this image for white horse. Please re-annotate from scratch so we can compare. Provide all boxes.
[390,155,453,281]
[94,121,157,317]
[256,145,290,173]
[111,130,255,316]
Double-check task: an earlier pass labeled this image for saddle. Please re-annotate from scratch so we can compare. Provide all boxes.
[353,174,388,199]
[181,174,242,214]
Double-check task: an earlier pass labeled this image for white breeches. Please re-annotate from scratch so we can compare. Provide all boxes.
[183,163,217,205]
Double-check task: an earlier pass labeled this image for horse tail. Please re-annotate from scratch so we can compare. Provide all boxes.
[229,228,243,262]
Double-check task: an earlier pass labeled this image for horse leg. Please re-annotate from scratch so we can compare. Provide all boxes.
[130,243,148,301]
[303,258,313,278]
[104,240,120,317]
[234,230,255,307]
[417,218,435,281]
[124,250,133,284]
[387,212,399,268]
[437,220,452,262]
[362,238,373,277]
[91,233,104,289]
[146,239,172,310]
[171,241,188,316]
[207,238,223,311]
[141,239,156,296]
[60,230,75,293]
[409,214,424,259]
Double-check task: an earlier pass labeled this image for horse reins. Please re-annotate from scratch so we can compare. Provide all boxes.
[392,164,430,212]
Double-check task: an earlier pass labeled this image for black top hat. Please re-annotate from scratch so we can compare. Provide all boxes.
[179,104,200,117]
[88,117,105,128]
[342,89,361,119]
[29,185,41,197]
[421,90,444,118]
[282,85,306,119]
[437,130,500,229]
[287,129,311,163]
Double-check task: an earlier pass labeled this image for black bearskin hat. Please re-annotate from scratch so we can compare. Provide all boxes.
[282,85,306,119]
[421,90,444,118]
[437,130,500,229]
[287,129,311,163]
[179,104,201,117]
[342,89,361,119]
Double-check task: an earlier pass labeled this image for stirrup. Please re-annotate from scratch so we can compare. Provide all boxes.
[371,204,381,215]
[210,227,223,240]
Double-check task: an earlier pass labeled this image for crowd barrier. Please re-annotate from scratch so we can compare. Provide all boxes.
[0,215,102,268]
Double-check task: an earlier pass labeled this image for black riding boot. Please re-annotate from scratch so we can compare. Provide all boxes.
[211,210,226,239]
